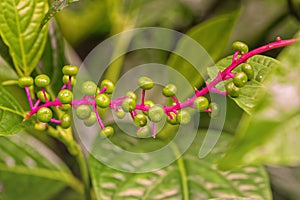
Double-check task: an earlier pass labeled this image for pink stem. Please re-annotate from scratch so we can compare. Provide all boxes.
[99,86,107,94]
[232,50,239,62]
[50,118,61,124]
[141,90,146,105]
[152,122,157,138]
[33,99,41,109]
[93,104,105,130]
[24,86,33,110]
[41,87,49,102]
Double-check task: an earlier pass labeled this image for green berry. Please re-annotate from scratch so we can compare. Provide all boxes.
[101,126,114,137]
[134,113,147,127]
[84,112,97,126]
[34,122,47,131]
[126,91,137,100]
[37,90,50,103]
[232,41,249,53]
[233,71,248,87]
[58,89,73,104]
[176,110,191,125]
[100,79,115,94]
[138,76,154,90]
[121,97,136,112]
[167,112,179,125]
[226,81,240,98]
[62,65,78,76]
[255,69,269,82]
[115,109,126,119]
[241,63,254,80]
[60,104,71,111]
[18,77,34,88]
[194,96,209,112]
[82,81,97,96]
[62,75,76,85]
[209,102,219,118]
[61,113,71,129]
[136,126,151,138]
[162,84,177,97]
[143,100,155,115]
[35,74,50,87]
[148,105,164,122]
[37,107,53,123]
[95,94,110,108]
[76,105,92,120]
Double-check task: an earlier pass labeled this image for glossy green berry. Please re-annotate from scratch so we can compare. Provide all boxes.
[34,122,47,131]
[232,41,249,53]
[167,112,179,125]
[62,65,78,76]
[101,126,114,137]
[59,104,71,111]
[194,96,209,112]
[100,79,114,94]
[76,105,92,120]
[84,112,97,126]
[18,77,34,88]
[58,89,73,104]
[241,63,254,80]
[126,91,137,100]
[176,110,191,125]
[121,97,136,112]
[82,81,97,96]
[226,81,240,98]
[136,126,151,138]
[37,107,53,123]
[37,90,50,103]
[209,102,219,118]
[138,76,154,90]
[62,75,76,85]
[255,68,269,82]
[61,113,71,129]
[233,71,248,87]
[162,84,177,97]
[95,94,110,108]
[35,74,50,87]
[115,109,126,119]
[143,100,155,115]
[148,105,164,122]
[134,113,147,127]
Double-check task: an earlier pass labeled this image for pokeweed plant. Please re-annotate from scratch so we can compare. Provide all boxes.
[0,0,299,200]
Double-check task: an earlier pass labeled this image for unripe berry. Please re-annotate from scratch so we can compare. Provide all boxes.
[37,90,50,103]
[194,96,209,112]
[233,71,248,87]
[95,94,110,108]
[37,107,53,123]
[176,110,191,125]
[162,84,177,97]
[82,81,97,96]
[61,113,71,129]
[255,69,268,82]
[34,122,47,131]
[209,102,219,118]
[76,105,92,120]
[35,74,50,87]
[18,77,33,88]
[84,112,97,126]
[143,100,155,115]
[241,63,254,80]
[167,112,179,125]
[226,81,240,98]
[100,79,115,94]
[101,126,114,137]
[232,41,249,53]
[62,65,78,76]
[148,105,164,122]
[136,126,151,138]
[58,89,73,104]
[134,113,147,127]
[115,109,126,119]
[122,97,136,112]
[59,104,71,111]
[138,76,154,90]
[126,91,137,100]
[62,75,76,85]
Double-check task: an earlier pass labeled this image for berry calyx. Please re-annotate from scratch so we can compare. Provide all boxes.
[58,89,73,104]
[100,79,115,94]
[167,112,179,125]
[62,65,78,76]
[61,113,71,129]
[148,105,164,122]
[233,71,248,87]
[232,41,249,53]
[95,94,110,108]
[35,74,50,87]
[162,84,177,97]
[138,76,154,90]
[241,63,254,80]
[18,77,33,88]
[121,97,136,112]
[176,110,191,125]
[126,91,137,100]
[84,112,97,126]
[226,81,240,98]
[136,126,151,138]
[134,113,147,127]
[194,96,209,112]
[37,90,50,103]
[101,126,114,137]
[37,107,53,123]
[76,105,92,120]
[82,81,97,96]
[115,109,126,119]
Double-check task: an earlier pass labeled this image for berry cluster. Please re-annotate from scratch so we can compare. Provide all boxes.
[19,38,298,138]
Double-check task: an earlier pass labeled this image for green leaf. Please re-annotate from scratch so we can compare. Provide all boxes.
[218,34,300,170]
[0,86,34,136]
[0,132,82,200]
[0,0,49,76]
[89,129,271,199]
[207,55,281,114]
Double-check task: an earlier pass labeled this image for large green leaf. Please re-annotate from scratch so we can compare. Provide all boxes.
[0,132,82,200]
[89,129,271,199]
[0,0,48,76]
[218,34,300,170]
[207,55,281,114]
[0,86,34,136]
